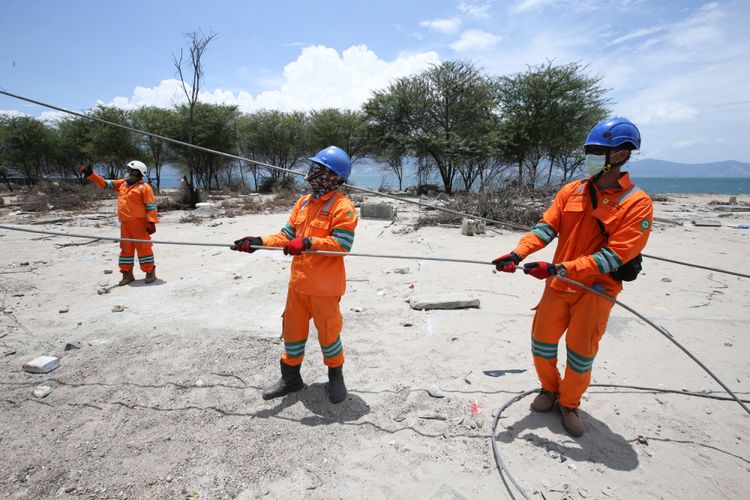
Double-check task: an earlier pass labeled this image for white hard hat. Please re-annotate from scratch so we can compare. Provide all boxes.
[126,160,148,176]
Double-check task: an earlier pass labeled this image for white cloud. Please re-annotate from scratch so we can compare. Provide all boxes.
[39,111,67,123]
[103,45,440,113]
[419,17,462,34]
[512,0,555,13]
[451,29,503,52]
[0,109,27,118]
[459,1,492,18]
[625,101,699,125]
[609,26,665,45]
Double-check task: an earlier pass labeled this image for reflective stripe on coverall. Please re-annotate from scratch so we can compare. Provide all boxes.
[513,172,653,408]
[88,173,159,272]
[262,190,359,367]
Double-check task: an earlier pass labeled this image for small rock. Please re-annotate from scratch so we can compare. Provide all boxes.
[96,287,109,295]
[64,485,76,493]
[103,269,113,274]
[567,462,576,470]
[547,449,559,459]
[390,267,410,274]
[602,486,616,497]
[578,488,588,498]
[33,385,53,398]
[350,306,366,313]
[233,274,242,280]
[111,305,125,313]
[22,355,60,374]
[636,435,649,445]
[724,342,733,347]
[401,322,413,327]
[427,385,446,398]
[195,380,204,387]
[661,277,672,282]
[64,341,81,351]
[59,306,69,313]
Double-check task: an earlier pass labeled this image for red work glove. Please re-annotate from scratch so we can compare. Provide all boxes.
[80,164,93,178]
[522,262,563,280]
[492,251,521,272]
[283,237,311,256]
[146,222,156,235]
[233,236,263,253]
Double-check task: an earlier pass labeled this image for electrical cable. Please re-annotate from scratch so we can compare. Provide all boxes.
[491,383,750,499]
[1,89,748,279]
[0,223,746,416]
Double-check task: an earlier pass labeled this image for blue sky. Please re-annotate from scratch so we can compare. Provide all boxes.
[1,0,749,163]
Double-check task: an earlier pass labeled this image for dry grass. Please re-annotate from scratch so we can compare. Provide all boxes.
[21,180,115,212]
[416,187,555,229]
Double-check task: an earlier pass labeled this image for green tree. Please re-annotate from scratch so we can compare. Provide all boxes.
[52,116,94,180]
[173,103,238,190]
[84,105,142,179]
[363,80,420,191]
[173,29,217,186]
[365,61,499,194]
[130,107,179,192]
[0,115,54,185]
[497,61,609,187]
[236,110,307,189]
[307,109,370,163]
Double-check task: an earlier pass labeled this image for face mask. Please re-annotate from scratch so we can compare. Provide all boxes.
[307,165,340,199]
[584,154,607,176]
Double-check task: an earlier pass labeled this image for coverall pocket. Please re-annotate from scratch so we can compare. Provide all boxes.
[563,199,584,212]
[310,218,331,237]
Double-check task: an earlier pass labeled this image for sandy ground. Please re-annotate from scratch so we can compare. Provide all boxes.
[0,191,749,500]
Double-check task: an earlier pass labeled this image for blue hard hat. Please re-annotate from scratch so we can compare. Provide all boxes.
[309,146,351,181]
[584,117,641,150]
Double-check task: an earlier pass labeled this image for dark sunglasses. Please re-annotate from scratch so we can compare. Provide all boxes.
[584,145,609,155]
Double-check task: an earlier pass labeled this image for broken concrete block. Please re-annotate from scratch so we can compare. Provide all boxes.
[461,218,486,236]
[714,205,750,212]
[360,203,395,220]
[22,356,60,374]
[692,219,722,227]
[410,295,480,311]
[33,385,53,398]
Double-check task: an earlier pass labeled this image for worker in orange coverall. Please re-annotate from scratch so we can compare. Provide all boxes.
[81,160,159,286]
[493,117,653,437]
[233,146,358,404]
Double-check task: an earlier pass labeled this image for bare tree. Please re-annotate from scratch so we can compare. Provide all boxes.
[173,29,217,186]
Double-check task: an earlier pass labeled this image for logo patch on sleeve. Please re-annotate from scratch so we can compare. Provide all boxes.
[640,219,650,231]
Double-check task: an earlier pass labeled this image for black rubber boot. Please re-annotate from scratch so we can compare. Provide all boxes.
[262,360,304,400]
[328,365,347,404]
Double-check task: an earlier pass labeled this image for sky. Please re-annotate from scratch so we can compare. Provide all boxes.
[1,0,749,164]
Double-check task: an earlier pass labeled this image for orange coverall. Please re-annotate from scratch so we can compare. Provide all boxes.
[513,172,653,408]
[262,190,359,368]
[87,173,159,272]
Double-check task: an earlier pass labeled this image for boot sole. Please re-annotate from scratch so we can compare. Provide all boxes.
[261,383,304,400]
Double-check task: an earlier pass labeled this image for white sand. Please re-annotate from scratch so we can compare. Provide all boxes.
[0,192,748,499]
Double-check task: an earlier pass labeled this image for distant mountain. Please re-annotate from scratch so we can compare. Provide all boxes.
[629,159,750,177]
